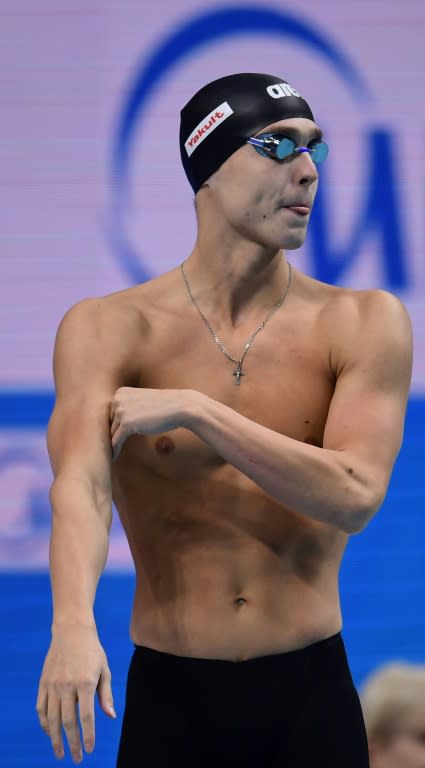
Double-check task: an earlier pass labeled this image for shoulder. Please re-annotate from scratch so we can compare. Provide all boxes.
[76,266,182,325]
[54,266,183,358]
[52,290,147,383]
[294,271,412,376]
[327,288,412,384]
[293,267,412,339]
[337,285,408,319]
[296,269,409,325]
[56,284,153,343]
[322,286,412,345]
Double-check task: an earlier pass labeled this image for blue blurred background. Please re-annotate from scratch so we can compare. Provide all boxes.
[1,1,424,765]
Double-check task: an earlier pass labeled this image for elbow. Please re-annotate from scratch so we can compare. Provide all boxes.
[342,485,386,535]
[49,475,113,531]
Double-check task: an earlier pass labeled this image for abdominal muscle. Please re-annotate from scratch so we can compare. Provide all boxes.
[113,459,346,662]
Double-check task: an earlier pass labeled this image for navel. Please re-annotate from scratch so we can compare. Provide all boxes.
[155,436,175,455]
[234,597,247,608]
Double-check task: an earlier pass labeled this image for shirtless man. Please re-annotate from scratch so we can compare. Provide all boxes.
[36,73,412,767]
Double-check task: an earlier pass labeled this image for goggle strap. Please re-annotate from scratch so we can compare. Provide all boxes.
[247,137,268,148]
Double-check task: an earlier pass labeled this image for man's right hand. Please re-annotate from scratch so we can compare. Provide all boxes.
[36,625,116,763]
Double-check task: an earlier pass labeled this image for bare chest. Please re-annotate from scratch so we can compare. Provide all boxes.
[115,316,335,480]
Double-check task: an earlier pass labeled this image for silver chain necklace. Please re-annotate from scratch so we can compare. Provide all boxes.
[180,260,292,386]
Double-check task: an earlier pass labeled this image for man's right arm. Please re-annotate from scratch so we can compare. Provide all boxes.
[36,297,138,764]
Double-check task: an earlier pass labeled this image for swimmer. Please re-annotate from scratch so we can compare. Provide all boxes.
[36,72,413,767]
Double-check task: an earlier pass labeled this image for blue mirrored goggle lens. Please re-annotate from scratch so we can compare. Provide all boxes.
[275,137,329,164]
[309,142,328,164]
[275,137,297,160]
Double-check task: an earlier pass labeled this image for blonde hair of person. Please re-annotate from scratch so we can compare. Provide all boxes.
[360,661,425,745]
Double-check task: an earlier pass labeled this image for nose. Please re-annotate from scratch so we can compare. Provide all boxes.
[293,150,319,187]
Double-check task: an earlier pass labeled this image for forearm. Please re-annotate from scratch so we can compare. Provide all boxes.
[186,393,375,533]
[49,475,111,628]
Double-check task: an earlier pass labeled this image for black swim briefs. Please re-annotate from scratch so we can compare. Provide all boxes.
[116,632,370,767]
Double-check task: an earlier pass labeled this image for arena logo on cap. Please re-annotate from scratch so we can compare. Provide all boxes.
[185,101,234,157]
[266,82,302,99]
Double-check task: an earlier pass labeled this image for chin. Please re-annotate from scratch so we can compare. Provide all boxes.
[250,223,307,252]
[281,234,307,250]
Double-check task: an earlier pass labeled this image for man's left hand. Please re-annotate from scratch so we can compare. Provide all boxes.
[110,387,194,461]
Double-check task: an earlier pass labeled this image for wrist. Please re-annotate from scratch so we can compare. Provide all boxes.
[181,389,210,429]
[51,614,96,633]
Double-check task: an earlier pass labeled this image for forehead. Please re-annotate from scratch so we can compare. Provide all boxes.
[254,117,322,137]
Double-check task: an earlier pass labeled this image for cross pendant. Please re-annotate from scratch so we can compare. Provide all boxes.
[232,365,246,386]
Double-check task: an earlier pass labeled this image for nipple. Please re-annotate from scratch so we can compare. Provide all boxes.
[155,436,175,455]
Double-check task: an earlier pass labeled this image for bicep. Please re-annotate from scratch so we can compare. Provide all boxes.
[47,298,133,493]
[323,291,413,497]
[47,393,113,491]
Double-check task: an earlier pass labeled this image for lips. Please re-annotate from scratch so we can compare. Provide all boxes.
[286,205,311,215]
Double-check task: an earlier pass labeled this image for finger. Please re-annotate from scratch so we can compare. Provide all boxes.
[97,667,116,719]
[78,688,96,755]
[110,415,120,438]
[36,684,50,736]
[61,691,83,764]
[47,688,64,760]
[110,389,124,423]
[111,431,123,462]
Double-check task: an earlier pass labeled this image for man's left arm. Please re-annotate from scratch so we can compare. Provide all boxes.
[186,290,413,534]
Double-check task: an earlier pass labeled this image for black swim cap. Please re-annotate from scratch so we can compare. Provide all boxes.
[179,73,315,193]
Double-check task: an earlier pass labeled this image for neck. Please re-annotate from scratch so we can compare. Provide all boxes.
[183,241,290,329]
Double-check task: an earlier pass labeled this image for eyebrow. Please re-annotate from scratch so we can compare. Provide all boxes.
[257,126,324,142]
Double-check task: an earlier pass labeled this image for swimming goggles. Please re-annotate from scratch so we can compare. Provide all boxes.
[247,133,329,164]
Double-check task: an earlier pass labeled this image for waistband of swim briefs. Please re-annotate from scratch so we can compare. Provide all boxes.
[133,631,345,674]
